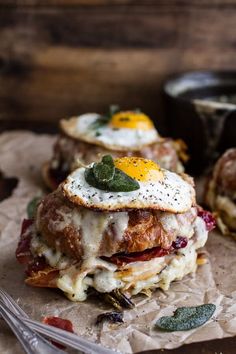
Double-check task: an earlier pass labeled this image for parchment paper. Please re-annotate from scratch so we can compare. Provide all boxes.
[0,131,236,354]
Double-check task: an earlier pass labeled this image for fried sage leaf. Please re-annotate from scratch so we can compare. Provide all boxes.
[89,288,135,310]
[107,168,140,192]
[85,155,140,192]
[155,304,216,332]
[27,196,41,219]
[111,289,135,309]
[96,311,124,325]
[93,156,115,183]
[102,293,123,311]
[90,104,120,130]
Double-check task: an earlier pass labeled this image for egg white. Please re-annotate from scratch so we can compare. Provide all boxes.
[62,165,195,212]
[60,113,159,151]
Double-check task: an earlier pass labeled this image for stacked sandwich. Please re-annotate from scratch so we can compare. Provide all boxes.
[16,155,214,303]
[205,148,236,238]
[43,107,187,189]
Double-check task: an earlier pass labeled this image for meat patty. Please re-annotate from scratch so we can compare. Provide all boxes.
[35,189,197,262]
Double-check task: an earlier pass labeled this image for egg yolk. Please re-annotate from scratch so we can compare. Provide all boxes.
[114,157,163,182]
[110,111,155,130]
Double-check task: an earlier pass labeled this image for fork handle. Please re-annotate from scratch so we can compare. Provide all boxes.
[0,302,64,354]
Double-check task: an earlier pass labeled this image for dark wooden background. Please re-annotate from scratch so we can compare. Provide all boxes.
[1,0,236,134]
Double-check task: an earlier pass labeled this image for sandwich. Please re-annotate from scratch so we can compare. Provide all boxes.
[43,107,187,190]
[17,155,214,305]
[205,148,236,238]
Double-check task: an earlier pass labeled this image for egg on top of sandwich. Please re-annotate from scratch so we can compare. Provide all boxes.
[63,155,194,212]
[60,109,158,150]
[17,156,213,305]
[43,106,188,190]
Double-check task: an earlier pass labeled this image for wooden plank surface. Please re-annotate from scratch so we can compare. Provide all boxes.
[2,0,236,6]
[1,2,236,133]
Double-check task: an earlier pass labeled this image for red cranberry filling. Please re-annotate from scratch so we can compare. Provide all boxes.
[15,219,34,264]
[105,236,188,266]
[43,317,74,349]
[43,316,74,333]
[172,236,188,249]
[198,210,216,231]
[26,256,48,276]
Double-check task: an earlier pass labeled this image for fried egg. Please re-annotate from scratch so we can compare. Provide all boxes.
[60,111,159,151]
[62,157,195,212]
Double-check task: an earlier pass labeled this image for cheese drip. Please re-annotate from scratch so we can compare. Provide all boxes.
[33,203,206,302]
[57,207,129,300]
[57,215,208,301]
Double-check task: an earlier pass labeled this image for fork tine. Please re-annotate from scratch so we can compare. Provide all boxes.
[0,301,65,354]
[0,288,28,318]
[23,318,116,354]
[0,288,119,354]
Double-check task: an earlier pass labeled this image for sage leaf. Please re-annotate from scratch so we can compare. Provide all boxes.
[96,311,124,325]
[155,304,216,332]
[111,289,135,309]
[85,155,140,192]
[107,168,140,192]
[109,104,120,116]
[27,196,41,219]
[89,105,120,130]
[93,162,115,183]
[101,155,114,165]
[89,115,110,130]
[84,168,102,189]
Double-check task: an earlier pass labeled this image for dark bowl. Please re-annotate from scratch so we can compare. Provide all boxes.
[163,70,236,174]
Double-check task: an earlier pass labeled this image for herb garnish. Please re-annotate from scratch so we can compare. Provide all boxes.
[90,105,120,130]
[96,311,124,325]
[155,304,216,332]
[27,196,41,219]
[90,105,142,131]
[84,155,140,192]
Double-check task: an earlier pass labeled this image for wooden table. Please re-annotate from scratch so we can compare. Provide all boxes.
[2,0,236,135]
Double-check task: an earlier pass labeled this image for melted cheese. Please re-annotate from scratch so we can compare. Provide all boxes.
[34,206,128,301]
[45,205,129,259]
[56,215,208,301]
[58,258,118,301]
[155,207,197,240]
[32,205,206,301]
[31,233,70,269]
[56,207,128,301]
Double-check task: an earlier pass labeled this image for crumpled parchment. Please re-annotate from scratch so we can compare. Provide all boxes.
[0,131,236,354]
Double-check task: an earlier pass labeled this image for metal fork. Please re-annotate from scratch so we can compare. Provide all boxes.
[0,301,65,354]
[0,288,119,354]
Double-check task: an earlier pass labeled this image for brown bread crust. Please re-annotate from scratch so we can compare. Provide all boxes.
[43,133,186,190]
[36,189,196,261]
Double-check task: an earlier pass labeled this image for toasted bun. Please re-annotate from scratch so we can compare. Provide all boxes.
[36,189,197,261]
[25,267,59,288]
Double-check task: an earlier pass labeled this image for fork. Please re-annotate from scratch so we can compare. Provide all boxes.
[0,288,119,354]
[0,301,65,354]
